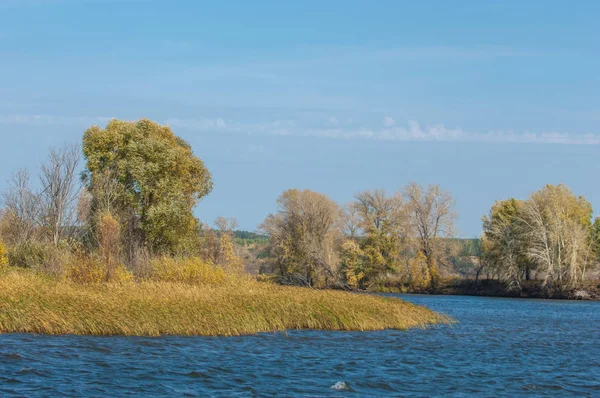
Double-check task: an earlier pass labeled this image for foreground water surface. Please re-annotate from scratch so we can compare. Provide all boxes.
[0,294,598,397]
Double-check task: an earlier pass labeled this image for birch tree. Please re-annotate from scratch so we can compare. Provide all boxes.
[519,184,593,289]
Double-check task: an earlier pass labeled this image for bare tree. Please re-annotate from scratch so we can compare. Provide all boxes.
[38,143,81,246]
[403,182,457,287]
[214,216,238,234]
[1,169,41,245]
[339,202,361,239]
[353,189,406,236]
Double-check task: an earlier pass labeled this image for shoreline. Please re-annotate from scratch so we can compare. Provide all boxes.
[371,279,600,301]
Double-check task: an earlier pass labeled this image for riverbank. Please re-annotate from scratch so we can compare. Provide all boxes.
[0,270,451,336]
[373,278,600,300]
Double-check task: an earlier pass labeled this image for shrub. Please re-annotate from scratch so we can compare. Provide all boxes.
[68,255,133,284]
[150,256,227,285]
[219,234,244,273]
[9,241,47,269]
[98,212,121,281]
[0,240,8,272]
[408,252,431,289]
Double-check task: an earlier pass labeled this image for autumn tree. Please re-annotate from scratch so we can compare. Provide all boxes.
[519,184,593,289]
[403,183,457,288]
[214,216,238,234]
[98,211,121,281]
[339,240,366,288]
[481,198,533,287]
[260,189,341,287]
[351,189,406,284]
[82,119,213,257]
[340,202,361,239]
[592,217,600,264]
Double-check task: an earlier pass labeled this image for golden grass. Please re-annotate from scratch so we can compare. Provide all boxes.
[0,269,453,336]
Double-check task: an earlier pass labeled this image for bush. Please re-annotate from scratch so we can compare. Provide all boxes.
[8,241,46,269]
[150,256,227,285]
[0,240,8,272]
[8,241,75,277]
[68,255,133,284]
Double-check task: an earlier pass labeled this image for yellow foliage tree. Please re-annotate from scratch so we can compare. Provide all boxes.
[339,240,366,288]
[408,251,431,289]
[98,212,121,282]
[219,233,244,274]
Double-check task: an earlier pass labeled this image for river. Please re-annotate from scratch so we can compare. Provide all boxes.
[0,294,598,397]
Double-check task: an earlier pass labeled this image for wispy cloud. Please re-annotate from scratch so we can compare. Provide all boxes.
[298,121,600,145]
[0,114,112,127]
[164,117,227,130]
[2,114,598,145]
[164,117,599,145]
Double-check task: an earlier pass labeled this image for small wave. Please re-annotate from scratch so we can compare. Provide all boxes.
[2,352,24,360]
[17,367,48,377]
[186,371,210,380]
[331,381,351,391]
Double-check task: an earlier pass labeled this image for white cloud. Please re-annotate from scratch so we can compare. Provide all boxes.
[0,114,111,127]
[165,117,227,130]
[383,117,396,127]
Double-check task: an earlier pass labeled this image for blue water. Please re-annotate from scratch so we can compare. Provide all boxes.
[0,294,598,397]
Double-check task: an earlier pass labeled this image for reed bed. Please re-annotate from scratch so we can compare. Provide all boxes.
[0,269,452,336]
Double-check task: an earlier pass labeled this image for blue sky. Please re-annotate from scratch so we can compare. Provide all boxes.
[0,0,598,236]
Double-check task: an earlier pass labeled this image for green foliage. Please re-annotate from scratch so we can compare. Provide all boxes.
[233,230,269,246]
[8,241,46,268]
[82,119,213,254]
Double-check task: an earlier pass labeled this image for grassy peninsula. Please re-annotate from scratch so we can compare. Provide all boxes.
[0,269,451,336]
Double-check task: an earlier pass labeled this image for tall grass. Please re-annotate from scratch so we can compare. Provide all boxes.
[0,269,452,336]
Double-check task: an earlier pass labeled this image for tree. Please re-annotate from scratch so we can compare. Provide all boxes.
[260,189,341,287]
[0,169,40,246]
[352,189,406,283]
[98,211,121,281]
[519,184,593,289]
[214,216,238,234]
[481,198,532,287]
[592,217,600,264]
[339,240,365,288]
[403,183,457,287]
[38,143,81,246]
[82,119,213,256]
[340,202,361,239]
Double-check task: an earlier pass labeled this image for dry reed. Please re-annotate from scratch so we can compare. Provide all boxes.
[0,269,453,336]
